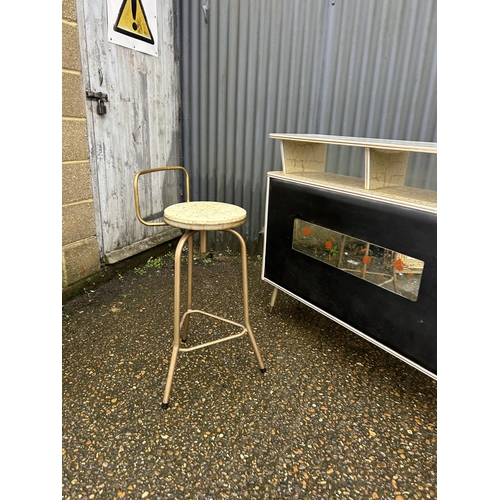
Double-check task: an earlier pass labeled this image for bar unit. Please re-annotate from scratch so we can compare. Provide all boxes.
[262,134,437,378]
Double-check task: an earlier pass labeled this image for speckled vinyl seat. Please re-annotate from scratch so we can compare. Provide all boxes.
[134,166,266,409]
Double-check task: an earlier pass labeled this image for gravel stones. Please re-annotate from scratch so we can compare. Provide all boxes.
[63,248,437,499]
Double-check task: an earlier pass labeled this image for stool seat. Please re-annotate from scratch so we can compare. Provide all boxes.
[164,201,247,231]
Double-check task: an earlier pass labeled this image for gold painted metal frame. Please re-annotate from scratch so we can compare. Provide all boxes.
[163,227,265,408]
[133,166,209,253]
[133,166,266,409]
[133,166,191,226]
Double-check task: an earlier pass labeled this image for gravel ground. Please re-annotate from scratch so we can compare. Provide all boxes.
[62,242,437,500]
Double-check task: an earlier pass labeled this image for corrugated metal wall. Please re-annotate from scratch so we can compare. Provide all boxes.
[176,0,437,251]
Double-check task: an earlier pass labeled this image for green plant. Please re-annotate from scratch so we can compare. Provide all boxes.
[145,256,163,268]
[225,247,232,254]
[256,255,262,261]
[134,267,146,275]
[118,273,124,282]
[203,258,213,265]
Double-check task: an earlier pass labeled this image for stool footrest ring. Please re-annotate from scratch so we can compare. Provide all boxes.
[178,309,248,353]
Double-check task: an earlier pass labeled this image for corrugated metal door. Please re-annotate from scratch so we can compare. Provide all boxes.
[177,0,436,251]
[77,0,183,263]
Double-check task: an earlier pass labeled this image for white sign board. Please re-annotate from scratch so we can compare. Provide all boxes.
[107,0,158,57]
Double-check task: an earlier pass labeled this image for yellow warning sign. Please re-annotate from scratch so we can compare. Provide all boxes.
[114,0,154,45]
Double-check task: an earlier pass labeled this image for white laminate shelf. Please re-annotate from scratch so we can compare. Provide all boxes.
[269,133,437,153]
[269,133,437,211]
[267,171,437,213]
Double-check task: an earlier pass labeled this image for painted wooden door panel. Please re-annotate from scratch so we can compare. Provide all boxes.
[76,0,182,263]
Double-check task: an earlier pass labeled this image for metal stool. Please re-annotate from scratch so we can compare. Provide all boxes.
[133,166,266,408]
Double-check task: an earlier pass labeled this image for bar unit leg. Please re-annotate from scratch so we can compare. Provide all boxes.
[269,287,278,313]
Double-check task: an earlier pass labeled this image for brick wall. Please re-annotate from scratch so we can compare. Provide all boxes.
[62,0,101,292]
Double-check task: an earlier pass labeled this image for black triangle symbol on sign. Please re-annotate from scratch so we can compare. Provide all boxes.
[114,0,154,45]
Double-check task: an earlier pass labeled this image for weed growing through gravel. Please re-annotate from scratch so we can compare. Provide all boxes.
[132,245,234,276]
[145,256,163,268]
[133,252,178,276]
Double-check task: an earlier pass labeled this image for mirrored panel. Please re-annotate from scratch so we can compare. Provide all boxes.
[292,219,425,302]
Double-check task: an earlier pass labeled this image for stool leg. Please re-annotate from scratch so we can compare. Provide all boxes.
[181,232,194,342]
[162,345,179,409]
[226,229,266,373]
[162,230,195,409]
[200,230,207,253]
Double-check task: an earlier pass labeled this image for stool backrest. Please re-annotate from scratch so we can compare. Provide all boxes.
[133,166,190,227]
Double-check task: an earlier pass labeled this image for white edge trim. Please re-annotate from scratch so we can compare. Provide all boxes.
[261,176,271,281]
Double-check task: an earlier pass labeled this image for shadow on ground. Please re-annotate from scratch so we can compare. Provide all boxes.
[62,242,436,500]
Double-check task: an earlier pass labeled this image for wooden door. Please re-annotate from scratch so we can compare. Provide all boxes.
[76,0,182,263]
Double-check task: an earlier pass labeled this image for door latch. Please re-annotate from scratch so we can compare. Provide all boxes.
[86,91,108,115]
